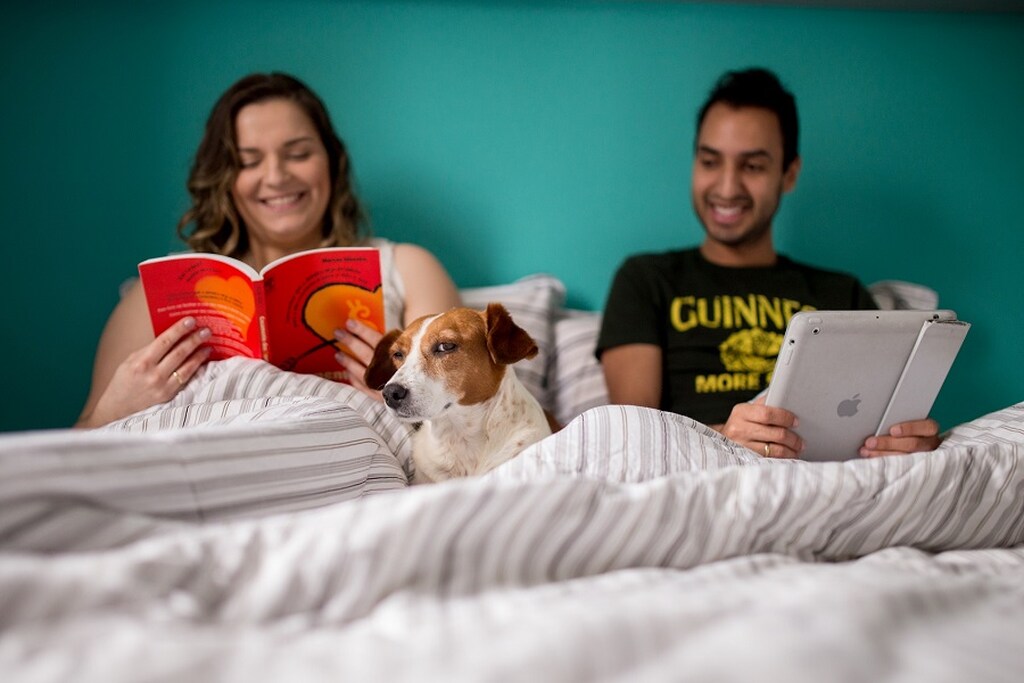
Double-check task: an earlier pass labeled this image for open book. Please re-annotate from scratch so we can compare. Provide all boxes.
[138,247,384,381]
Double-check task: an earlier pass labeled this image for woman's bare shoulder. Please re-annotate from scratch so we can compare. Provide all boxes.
[391,242,460,320]
[105,278,156,343]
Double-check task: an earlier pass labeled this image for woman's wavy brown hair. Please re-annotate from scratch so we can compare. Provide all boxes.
[177,72,368,256]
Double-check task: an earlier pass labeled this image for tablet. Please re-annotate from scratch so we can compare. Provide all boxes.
[764,309,965,462]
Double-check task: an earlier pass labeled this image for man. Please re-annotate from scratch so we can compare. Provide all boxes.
[597,68,940,458]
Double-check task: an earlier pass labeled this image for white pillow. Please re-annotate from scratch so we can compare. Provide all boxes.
[460,274,566,410]
[549,309,609,427]
[869,280,939,311]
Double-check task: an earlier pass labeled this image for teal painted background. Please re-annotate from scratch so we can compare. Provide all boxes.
[2,1,1022,432]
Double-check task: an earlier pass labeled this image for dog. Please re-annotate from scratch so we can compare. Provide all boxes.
[365,303,552,484]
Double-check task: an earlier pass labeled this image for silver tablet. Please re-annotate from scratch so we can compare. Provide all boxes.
[764,309,963,462]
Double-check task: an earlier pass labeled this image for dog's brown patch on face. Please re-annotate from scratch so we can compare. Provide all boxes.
[372,306,540,409]
[413,309,504,406]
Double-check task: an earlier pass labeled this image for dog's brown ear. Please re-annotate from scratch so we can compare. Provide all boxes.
[364,329,403,390]
[484,302,538,366]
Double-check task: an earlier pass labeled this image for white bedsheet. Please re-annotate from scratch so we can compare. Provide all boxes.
[1,358,1022,682]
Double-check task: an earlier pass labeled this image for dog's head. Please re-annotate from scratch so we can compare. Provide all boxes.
[364,303,538,421]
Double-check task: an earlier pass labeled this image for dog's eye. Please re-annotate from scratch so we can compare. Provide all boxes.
[391,350,405,362]
[434,341,457,355]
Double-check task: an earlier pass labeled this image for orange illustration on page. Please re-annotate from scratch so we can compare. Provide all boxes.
[194,275,256,337]
[279,283,385,370]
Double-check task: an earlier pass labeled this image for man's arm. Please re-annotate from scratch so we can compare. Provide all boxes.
[601,343,662,409]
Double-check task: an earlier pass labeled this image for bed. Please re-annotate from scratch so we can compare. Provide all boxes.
[1,275,1022,682]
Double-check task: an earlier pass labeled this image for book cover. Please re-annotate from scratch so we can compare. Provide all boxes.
[138,247,384,381]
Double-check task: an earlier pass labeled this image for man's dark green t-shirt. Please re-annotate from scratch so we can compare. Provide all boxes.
[596,248,877,425]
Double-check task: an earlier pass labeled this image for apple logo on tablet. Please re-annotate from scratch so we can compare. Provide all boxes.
[837,394,861,417]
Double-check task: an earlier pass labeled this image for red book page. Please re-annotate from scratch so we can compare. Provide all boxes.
[262,248,384,379]
[138,254,263,361]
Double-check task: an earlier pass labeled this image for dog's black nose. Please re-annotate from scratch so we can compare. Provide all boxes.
[382,383,409,409]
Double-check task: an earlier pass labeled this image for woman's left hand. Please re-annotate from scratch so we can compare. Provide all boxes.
[334,318,385,400]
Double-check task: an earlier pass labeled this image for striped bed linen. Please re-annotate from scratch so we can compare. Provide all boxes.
[0,359,1022,681]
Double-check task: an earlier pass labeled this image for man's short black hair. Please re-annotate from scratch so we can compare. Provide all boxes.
[696,68,799,171]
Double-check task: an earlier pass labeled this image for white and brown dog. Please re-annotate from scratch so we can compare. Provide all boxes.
[365,303,551,484]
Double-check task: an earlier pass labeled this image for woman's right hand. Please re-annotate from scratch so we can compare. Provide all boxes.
[77,317,212,428]
[333,318,385,401]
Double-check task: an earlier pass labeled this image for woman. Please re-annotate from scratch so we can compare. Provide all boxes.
[77,72,460,428]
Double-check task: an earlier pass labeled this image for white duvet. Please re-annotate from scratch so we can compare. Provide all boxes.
[1,358,1022,682]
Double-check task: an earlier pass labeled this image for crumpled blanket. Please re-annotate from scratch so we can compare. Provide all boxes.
[1,358,1022,682]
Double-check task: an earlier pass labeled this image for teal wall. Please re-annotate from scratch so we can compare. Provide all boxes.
[2,1,1022,432]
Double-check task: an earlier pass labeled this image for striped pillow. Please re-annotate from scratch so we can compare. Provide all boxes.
[549,309,609,427]
[0,396,407,552]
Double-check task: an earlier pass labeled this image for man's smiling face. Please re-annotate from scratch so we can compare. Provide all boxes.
[691,102,800,257]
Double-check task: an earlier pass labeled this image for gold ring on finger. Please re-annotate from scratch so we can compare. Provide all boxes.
[171,370,185,387]
[763,442,771,458]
